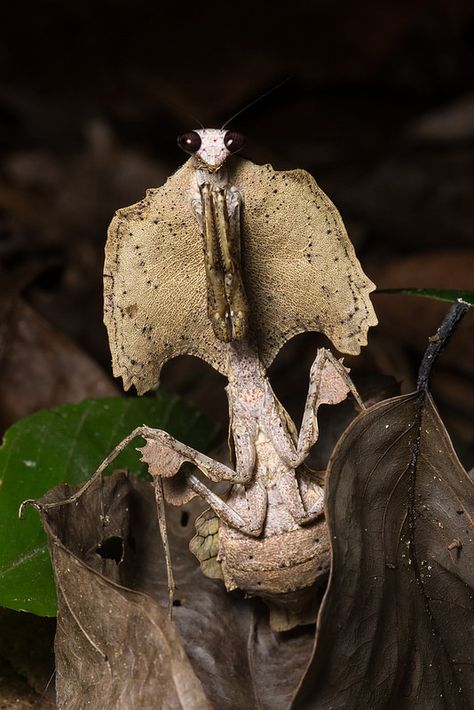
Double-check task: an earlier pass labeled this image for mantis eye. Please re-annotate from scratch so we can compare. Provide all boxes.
[224,131,245,153]
[177,131,202,154]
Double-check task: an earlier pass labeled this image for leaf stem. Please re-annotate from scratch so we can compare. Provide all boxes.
[416,300,470,392]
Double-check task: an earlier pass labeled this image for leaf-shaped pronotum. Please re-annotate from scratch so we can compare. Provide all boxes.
[105,140,376,393]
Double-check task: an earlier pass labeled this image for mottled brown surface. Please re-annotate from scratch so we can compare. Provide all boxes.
[294,393,474,708]
[0,299,117,429]
[38,473,315,710]
[105,158,376,393]
[219,520,330,596]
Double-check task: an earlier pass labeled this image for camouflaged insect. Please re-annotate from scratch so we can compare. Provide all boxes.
[102,129,377,630]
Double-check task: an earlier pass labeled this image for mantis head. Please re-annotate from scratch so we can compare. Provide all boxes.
[178,129,245,172]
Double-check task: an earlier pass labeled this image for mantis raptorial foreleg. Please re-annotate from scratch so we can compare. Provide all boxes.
[198,183,229,341]
[195,182,249,342]
[293,348,365,468]
[212,186,249,340]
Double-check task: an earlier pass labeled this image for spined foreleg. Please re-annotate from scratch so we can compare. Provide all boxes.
[294,348,364,467]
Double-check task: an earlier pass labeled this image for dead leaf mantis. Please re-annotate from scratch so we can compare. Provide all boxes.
[36,128,377,630]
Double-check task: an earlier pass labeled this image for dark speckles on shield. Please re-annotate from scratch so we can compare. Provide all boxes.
[106,159,376,388]
[125,304,138,318]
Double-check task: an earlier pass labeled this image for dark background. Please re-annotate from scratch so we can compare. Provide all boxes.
[0,1,473,450]
[0,2,473,705]
[0,2,473,451]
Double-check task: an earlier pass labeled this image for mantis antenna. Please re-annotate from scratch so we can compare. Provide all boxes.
[220,78,289,130]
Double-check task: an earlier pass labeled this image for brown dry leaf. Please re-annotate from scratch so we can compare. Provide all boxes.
[104,157,376,393]
[293,391,474,708]
[0,298,117,427]
[38,472,314,709]
[40,474,211,710]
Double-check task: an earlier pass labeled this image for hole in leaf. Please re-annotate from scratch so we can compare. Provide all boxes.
[96,536,123,564]
[180,510,189,527]
[173,599,182,607]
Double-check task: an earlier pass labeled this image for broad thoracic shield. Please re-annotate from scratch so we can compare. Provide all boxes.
[104,156,377,394]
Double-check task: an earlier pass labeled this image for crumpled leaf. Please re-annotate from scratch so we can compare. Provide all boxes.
[37,472,314,710]
[39,475,210,710]
[293,390,474,708]
[0,297,118,428]
[0,395,219,616]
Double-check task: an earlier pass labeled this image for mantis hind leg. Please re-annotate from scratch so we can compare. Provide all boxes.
[20,425,153,514]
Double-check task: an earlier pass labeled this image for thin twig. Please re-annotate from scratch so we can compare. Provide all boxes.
[416,300,470,392]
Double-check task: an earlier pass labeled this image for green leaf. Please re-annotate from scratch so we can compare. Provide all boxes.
[377,287,474,305]
[0,396,220,617]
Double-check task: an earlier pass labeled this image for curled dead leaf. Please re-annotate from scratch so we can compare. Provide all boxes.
[36,472,314,709]
[293,390,474,708]
[0,298,117,427]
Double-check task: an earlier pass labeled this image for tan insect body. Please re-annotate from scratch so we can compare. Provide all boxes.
[88,129,376,629]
